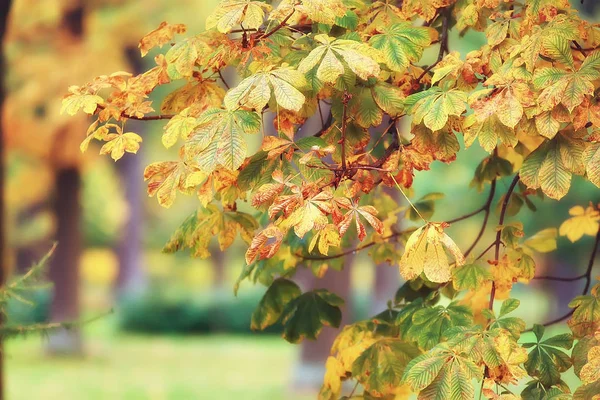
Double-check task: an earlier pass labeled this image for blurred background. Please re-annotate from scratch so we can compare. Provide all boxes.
[2,1,600,399]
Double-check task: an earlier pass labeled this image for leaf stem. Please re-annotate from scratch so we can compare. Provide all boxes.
[389,173,428,224]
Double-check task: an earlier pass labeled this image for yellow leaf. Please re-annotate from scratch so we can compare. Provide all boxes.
[144,156,204,208]
[61,91,103,116]
[224,67,306,112]
[319,357,345,400]
[206,0,272,33]
[581,345,600,384]
[138,21,187,57]
[298,35,380,84]
[399,222,465,283]
[560,206,600,242]
[309,224,341,256]
[100,132,143,161]
[523,228,557,253]
[162,109,199,149]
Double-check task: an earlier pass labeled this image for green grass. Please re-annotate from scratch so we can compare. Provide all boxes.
[6,317,314,400]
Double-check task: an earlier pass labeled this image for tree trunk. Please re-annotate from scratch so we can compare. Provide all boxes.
[0,1,13,397]
[293,255,354,392]
[47,167,83,355]
[369,262,399,316]
[114,152,146,300]
[114,46,148,300]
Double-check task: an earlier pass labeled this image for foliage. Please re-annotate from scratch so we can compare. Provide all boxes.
[65,0,600,398]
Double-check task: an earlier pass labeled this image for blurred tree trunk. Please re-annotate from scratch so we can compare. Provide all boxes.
[370,262,399,315]
[46,2,85,355]
[370,188,400,315]
[293,256,354,392]
[211,246,226,287]
[0,1,13,397]
[47,167,83,354]
[114,46,147,300]
[115,152,146,299]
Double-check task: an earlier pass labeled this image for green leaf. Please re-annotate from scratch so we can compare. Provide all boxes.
[369,22,432,72]
[520,134,585,200]
[403,343,482,400]
[351,338,420,397]
[405,87,467,131]
[185,108,261,173]
[523,325,573,386]
[499,298,521,318]
[280,289,344,343]
[452,263,492,291]
[251,278,301,331]
[405,302,473,350]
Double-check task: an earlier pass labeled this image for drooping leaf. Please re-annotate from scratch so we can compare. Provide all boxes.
[280,289,344,343]
[399,222,465,283]
[251,278,301,331]
[185,108,261,173]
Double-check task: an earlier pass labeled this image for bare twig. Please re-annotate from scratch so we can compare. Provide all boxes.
[218,70,230,89]
[416,7,450,83]
[533,206,600,328]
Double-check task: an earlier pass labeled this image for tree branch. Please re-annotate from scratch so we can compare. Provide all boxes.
[297,182,505,262]
[96,104,174,121]
[535,206,600,328]
[258,9,296,41]
[489,175,520,310]
[463,179,497,258]
[416,6,450,83]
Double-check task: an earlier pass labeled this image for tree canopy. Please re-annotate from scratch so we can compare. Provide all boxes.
[63,0,600,398]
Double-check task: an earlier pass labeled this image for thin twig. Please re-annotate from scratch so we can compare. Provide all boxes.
[416,7,450,83]
[532,206,600,328]
[464,179,497,258]
[258,9,295,41]
[533,274,587,282]
[340,91,350,171]
[218,70,230,89]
